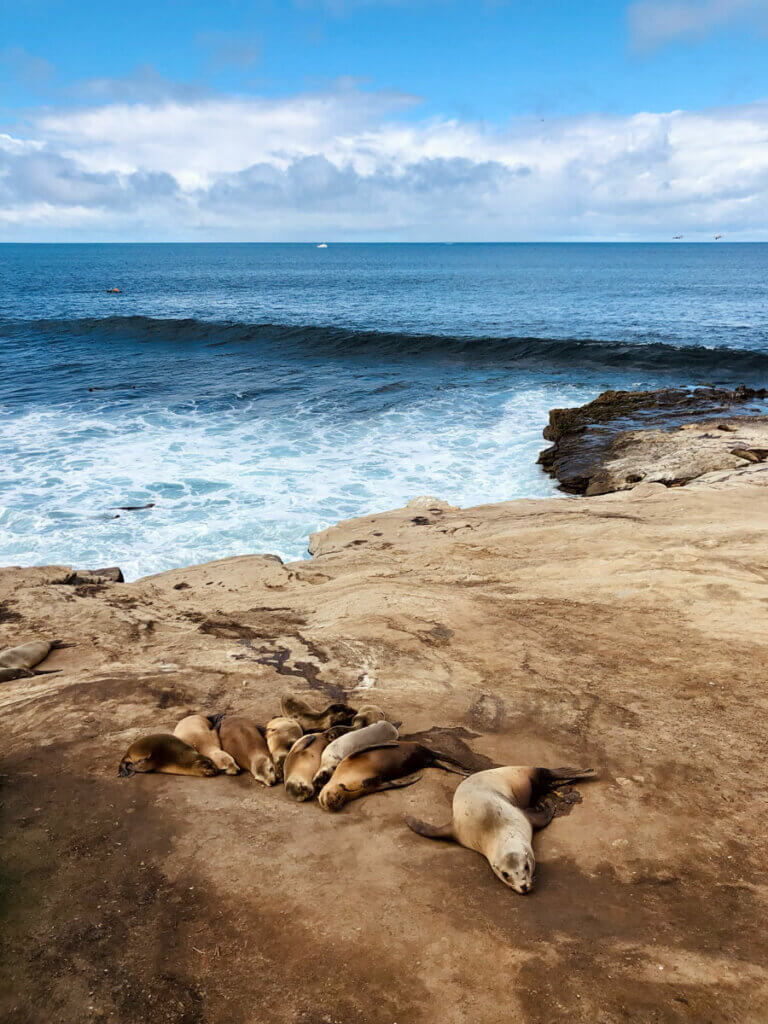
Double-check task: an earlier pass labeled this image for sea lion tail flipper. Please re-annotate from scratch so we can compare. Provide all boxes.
[540,766,599,787]
[432,758,471,776]
[32,669,62,675]
[524,803,556,830]
[404,815,456,842]
[206,713,225,730]
[374,771,423,793]
[50,640,76,650]
[427,748,472,776]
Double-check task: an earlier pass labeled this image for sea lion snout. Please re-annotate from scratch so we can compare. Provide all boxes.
[493,848,536,893]
[318,785,346,812]
[118,759,134,778]
[199,757,220,777]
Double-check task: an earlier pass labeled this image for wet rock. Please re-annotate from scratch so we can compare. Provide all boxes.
[63,567,125,585]
[538,386,768,495]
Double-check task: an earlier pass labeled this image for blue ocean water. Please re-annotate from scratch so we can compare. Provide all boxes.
[1,243,767,579]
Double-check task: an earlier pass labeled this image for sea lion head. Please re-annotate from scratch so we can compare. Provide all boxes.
[491,841,535,894]
[318,781,348,812]
[118,756,142,777]
[285,777,316,802]
[352,704,386,729]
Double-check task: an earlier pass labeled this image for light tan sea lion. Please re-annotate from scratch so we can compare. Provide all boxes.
[0,639,71,671]
[280,694,357,732]
[218,715,276,786]
[406,765,597,893]
[118,734,219,778]
[318,741,469,812]
[173,714,239,775]
[351,704,386,729]
[312,720,399,790]
[282,731,332,802]
[265,717,303,780]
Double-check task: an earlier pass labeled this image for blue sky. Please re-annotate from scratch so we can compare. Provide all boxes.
[1,1,768,240]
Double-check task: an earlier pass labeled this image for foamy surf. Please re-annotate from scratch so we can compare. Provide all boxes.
[0,383,586,580]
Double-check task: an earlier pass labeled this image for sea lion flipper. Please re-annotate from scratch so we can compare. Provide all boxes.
[524,804,556,830]
[405,815,456,842]
[539,766,598,787]
[50,641,76,650]
[372,771,423,793]
[432,758,471,776]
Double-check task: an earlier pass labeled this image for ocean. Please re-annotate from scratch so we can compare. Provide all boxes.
[1,242,767,580]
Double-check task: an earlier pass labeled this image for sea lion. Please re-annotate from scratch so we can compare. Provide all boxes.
[118,734,219,778]
[406,765,597,893]
[312,720,399,790]
[0,639,71,671]
[282,731,333,802]
[280,694,357,732]
[318,742,470,812]
[173,714,239,775]
[265,717,303,780]
[218,715,277,786]
[351,704,386,729]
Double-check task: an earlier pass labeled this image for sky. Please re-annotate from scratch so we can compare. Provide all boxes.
[1,0,767,240]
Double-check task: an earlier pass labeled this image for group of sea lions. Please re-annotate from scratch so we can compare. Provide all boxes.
[118,693,597,893]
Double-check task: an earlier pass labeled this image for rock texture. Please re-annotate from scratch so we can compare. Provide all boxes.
[538,385,768,494]
[2,458,768,1023]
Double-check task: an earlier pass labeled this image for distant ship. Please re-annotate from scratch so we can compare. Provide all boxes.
[714,234,723,240]
[672,235,683,240]
[317,243,328,248]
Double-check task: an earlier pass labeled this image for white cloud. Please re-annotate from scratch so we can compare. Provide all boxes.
[628,0,768,49]
[2,86,768,240]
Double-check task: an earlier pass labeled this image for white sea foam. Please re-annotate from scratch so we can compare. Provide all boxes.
[0,380,591,580]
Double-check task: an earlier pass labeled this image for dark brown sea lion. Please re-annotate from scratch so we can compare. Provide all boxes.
[280,694,357,732]
[318,742,469,812]
[406,765,597,893]
[118,734,219,778]
[218,715,277,786]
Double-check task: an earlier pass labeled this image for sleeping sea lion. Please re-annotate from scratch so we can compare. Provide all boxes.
[118,733,219,778]
[318,742,470,812]
[0,639,71,671]
[265,717,303,780]
[351,704,386,729]
[282,731,333,802]
[312,720,399,790]
[406,765,597,893]
[218,715,277,786]
[173,714,239,775]
[0,667,60,683]
[280,694,357,732]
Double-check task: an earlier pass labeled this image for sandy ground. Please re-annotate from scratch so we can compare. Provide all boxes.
[2,462,768,1023]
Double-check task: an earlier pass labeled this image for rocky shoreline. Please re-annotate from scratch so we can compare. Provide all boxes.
[537,384,768,494]
[1,387,768,1024]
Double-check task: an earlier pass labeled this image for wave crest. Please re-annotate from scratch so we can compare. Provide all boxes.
[5,315,768,375]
